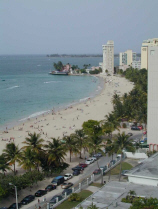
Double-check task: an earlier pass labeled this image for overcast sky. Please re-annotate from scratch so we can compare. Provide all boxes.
[0,0,158,55]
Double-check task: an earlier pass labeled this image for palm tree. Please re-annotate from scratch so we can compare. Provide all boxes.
[114,132,135,181]
[105,139,116,181]
[63,134,79,162]
[73,129,88,159]
[44,138,66,166]
[19,147,37,171]
[22,132,44,170]
[87,203,99,209]
[0,154,11,175]
[3,143,21,175]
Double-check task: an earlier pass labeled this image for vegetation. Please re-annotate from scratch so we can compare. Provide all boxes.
[105,162,133,175]
[89,68,102,74]
[56,190,93,209]
[53,61,64,71]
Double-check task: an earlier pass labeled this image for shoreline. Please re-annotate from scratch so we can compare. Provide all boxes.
[0,74,134,155]
[0,75,103,132]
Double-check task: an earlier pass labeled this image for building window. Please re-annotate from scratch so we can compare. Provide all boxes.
[150,50,155,55]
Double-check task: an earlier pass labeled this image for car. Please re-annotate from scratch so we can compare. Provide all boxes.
[45,184,56,192]
[72,166,84,171]
[93,169,101,175]
[61,182,73,189]
[64,173,73,180]
[20,195,35,205]
[35,189,47,197]
[85,159,93,165]
[73,170,80,176]
[51,176,65,186]
[79,163,88,168]
[131,126,140,130]
[121,170,129,176]
[62,188,72,196]
[50,195,63,204]
[127,133,133,136]
[143,131,147,135]
[89,157,97,161]
[100,166,107,173]
[8,203,22,209]
[137,125,143,130]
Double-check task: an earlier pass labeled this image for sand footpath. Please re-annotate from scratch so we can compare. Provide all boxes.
[0,75,134,156]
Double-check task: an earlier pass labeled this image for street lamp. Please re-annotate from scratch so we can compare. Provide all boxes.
[9,183,18,209]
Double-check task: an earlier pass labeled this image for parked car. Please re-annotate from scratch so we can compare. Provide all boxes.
[20,195,35,205]
[35,189,47,197]
[121,170,129,176]
[64,173,73,181]
[100,166,107,173]
[50,195,63,204]
[85,159,93,165]
[72,166,84,171]
[8,203,22,209]
[45,184,56,192]
[93,169,101,175]
[62,188,72,196]
[131,126,140,130]
[73,170,80,176]
[61,182,73,189]
[137,125,143,130]
[127,132,133,136]
[89,157,97,161]
[51,176,65,186]
[79,163,88,168]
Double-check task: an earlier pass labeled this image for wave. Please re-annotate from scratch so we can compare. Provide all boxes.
[19,110,49,121]
[7,86,20,90]
[96,85,102,91]
[44,81,61,84]
[79,97,90,102]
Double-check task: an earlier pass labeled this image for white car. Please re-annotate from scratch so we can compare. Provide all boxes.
[89,157,97,161]
[85,159,93,165]
[64,173,73,181]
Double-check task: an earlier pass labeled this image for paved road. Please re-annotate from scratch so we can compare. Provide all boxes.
[23,154,116,209]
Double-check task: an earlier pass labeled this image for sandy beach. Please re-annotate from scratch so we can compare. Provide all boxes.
[0,74,134,157]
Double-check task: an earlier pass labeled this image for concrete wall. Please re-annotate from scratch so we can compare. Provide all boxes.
[148,45,158,146]
[128,176,158,186]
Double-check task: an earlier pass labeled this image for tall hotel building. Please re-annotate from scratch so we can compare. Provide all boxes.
[145,38,158,150]
[102,40,114,74]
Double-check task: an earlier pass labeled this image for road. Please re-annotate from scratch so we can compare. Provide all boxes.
[23,154,116,209]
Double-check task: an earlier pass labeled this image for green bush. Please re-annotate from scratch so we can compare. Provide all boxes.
[122,123,127,128]
[68,193,81,202]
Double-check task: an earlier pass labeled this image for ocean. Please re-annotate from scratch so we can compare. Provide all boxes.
[0,55,119,130]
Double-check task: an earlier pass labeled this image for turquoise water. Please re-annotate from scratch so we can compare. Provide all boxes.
[0,55,114,130]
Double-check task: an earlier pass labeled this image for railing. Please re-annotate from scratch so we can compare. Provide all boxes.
[47,154,125,209]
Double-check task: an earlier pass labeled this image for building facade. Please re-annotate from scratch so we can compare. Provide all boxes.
[147,43,158,150]
[132,60,141,69]
[141,38,158,69]
[102,40,114,74]
[119,50,136,66]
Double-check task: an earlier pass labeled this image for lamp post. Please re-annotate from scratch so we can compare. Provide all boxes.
[9,183,18,209]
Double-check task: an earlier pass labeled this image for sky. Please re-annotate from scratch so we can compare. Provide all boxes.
[0,0,158,55]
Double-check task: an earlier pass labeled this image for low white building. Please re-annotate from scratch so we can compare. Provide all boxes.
[126,153,158,186]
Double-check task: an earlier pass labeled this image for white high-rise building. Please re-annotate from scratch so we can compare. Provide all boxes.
[119,50,136,66]
[147,39,158,151]
[141,38,158,69]
[102,40,114,74]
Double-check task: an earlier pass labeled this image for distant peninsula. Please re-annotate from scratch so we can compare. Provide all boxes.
[46,54,140,58]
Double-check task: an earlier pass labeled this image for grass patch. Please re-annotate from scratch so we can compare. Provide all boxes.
[56,190,93,209]
[105,162,133,175]
[89,182,103,188]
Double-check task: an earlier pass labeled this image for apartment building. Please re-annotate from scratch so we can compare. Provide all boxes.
[102,40,114,74]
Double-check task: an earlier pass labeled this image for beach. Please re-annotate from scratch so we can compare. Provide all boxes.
[0,74,134,157]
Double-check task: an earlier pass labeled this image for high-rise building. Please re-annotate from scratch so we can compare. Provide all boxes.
[102,40,114,74]
[141,38,158,69]
[119,50,137,66]
[147,41,158,151]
